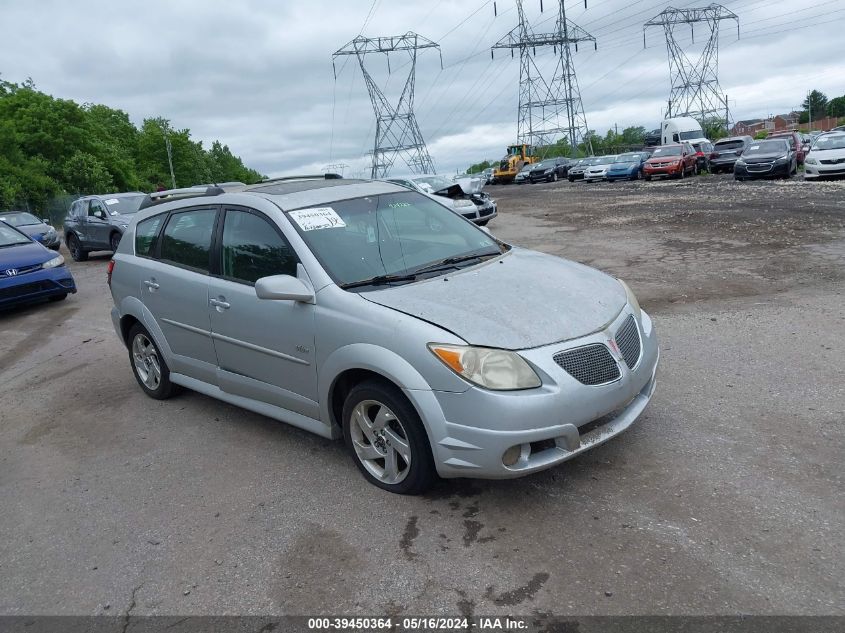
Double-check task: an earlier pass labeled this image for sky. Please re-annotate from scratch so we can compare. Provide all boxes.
[0,0,843,178]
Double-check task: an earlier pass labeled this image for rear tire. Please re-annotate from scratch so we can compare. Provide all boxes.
[127,323,179,400]
[342,380,437,495]
[110,232,121,253]
[67,234,88,262]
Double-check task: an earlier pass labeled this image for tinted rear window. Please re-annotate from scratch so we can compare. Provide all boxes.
[715,140,745,150]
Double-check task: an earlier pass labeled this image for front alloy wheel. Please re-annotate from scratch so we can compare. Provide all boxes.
[342,381,436,494]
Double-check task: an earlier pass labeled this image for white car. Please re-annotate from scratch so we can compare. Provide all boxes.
[804,132,845,180]
[584,155,618,182]
[386,174,497,225]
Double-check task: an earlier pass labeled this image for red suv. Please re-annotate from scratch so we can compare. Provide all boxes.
[768,131,805,165]
[643,143,697,180]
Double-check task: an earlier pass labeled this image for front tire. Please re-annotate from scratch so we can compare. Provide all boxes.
[67,234,88,262]
[128,323,179,400]
[342,380,437,495]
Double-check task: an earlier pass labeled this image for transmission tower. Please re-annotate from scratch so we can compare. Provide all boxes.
[492,0,596,155]
[333,33,442,178]
[644,4,739,128]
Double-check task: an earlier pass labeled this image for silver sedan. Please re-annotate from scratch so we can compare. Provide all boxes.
[109,179,658,494]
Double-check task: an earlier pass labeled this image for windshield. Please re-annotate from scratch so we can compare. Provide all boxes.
[744,140,789,156]
[410,176,454,193]
[0,211,41,226]
[615,153,642,163]
[679,129,704,141]
[102,194,145,215]
[813,134,845,150]
[0,223,31,247]
[652,146,682,157]
[533,162,550,169]
[286,191,504,290]
[715,140,745,151]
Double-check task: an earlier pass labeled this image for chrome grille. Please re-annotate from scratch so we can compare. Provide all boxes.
[615,315,641,369]
[553,344,620,385]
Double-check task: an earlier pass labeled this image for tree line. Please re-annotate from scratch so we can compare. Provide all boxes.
[800,89,845,124]
[0,76,264,211]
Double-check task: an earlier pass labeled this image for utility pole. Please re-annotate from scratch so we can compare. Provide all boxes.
[644,5,739,131]
[333,32,442,178]
[163,125,176,189]
[492,0,596,156]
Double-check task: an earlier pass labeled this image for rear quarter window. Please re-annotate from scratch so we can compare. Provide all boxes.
[135,214,165,257]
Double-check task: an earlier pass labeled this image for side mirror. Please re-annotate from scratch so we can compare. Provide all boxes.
[42,218,51,225]
[255,274,315,303]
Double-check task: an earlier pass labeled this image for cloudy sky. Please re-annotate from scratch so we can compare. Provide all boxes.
[1,0,843,177]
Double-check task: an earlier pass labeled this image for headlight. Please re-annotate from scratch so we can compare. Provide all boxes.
[46,227,56,235]
[617,279,641,320]
[736,159,745,166]
[42,254,65,269]
[775,155,789,163]
[428,344,541,390]
[452,199,475,208]
[805,157,818,165]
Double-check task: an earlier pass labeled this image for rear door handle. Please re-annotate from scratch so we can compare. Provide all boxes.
[209,298,230,310]
[144,280,160,290]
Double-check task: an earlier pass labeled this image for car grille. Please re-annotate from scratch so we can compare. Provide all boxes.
[553,344,620,386]
[820,158,845,165]
[614,315,641,368]
[650,162,672,168]
[0,280,59,301]
[746,162,773,172]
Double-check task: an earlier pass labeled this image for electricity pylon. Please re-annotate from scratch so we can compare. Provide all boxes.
[492,0,596,155]
[644,4,739,128]
[333,33,442,178]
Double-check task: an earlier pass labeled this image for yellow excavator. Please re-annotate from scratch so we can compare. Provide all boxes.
[492,143,539,184]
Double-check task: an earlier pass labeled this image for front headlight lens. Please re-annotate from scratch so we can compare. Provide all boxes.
[452,199,475,208]
[805,157,818,165]
[617,279,641,320]
[42,254,65,269]
[428,344,541,390]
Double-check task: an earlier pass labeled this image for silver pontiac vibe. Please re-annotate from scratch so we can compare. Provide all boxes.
[109,178,658,494]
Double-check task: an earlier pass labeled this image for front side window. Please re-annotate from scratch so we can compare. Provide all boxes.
[135,214,165,257]
[221,209,299,284]
[159,208,216,272]
[286,191,504,289]
[88,200,107,219]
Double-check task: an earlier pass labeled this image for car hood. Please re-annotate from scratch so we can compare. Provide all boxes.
[808,148,845,161]
[14,222,51,236]
[0,241,53,269]
[742,152,788,162]
[435,177,484,197]
[362,248,627,350]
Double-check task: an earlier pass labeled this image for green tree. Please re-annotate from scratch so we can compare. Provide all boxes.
[802,90,828,122]
[827,95,845,118]
[61,151,114,194]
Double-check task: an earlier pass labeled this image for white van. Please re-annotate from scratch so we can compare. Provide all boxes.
[661,117,708,145]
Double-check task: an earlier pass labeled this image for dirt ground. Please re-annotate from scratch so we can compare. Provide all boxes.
[1,173,843,618]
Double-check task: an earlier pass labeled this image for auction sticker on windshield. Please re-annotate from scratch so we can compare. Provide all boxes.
[289,207,347,231]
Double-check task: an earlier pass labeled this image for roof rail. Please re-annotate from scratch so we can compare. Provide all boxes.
[256,173,343,186]
[138,185,226,210]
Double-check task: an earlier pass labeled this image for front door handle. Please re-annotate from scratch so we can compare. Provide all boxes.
[209,298,230,310]
[144,280,160,290]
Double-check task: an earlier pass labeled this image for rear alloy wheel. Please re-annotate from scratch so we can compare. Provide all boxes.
[67,234,88,262]
[343,380,436,495]
[551,172,558,182]
[128,323,178,400]
[110,232,121,253]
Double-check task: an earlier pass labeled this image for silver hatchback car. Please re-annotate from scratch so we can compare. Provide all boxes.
[110,178,658,494]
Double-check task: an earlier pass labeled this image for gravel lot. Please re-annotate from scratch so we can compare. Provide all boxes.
[1,174,843,617]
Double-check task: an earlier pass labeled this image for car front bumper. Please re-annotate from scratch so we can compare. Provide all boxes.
[644,164,682,178]
[0,265,77,308]
[417,307,659,479]
[459,201,497,224]
[735,161,791,179]
[804,162,845,179]
[606,169,636,181]
[584,171,608,181]
[710,158,739,171]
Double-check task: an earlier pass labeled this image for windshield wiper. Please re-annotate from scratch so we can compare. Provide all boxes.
[340,273,419,290]
[412,250,501,275]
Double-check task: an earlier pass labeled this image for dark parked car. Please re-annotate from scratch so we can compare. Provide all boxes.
[709,136,753,174]
[528,157,569,183]
[0,221,76,308]
[606,152,649,181]
[63,192,145,261]
[768,130,805,165]
[644,129,662,147]
[567,157,596,182]
[0,211,60,249]
[643,143,697,180]
[691,141,714,172]
[734,139,796,180]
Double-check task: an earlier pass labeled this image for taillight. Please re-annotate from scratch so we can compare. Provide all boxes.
[107,259,115,287]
